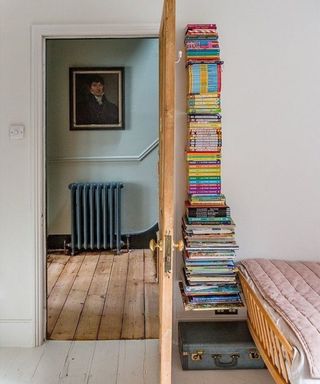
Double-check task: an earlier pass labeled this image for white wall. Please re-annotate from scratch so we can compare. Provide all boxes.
[175,0,320,262]
[1,0,320,347]
[0,0,162,347]
[173,0,320,327]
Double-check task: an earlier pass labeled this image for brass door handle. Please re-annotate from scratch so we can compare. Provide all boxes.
[173,240,184,252]
[149,239,163,252]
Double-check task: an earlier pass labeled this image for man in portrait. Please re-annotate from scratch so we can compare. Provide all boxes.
[76,74,119,126]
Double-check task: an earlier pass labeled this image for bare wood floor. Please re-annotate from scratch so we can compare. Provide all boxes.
[47,249,159,341]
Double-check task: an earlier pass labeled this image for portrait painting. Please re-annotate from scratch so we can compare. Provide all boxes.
[69,67,124,130]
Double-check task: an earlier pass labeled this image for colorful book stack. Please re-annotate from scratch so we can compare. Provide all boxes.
[180,24,243,311]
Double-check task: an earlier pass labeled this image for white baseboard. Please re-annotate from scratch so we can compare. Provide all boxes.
[0,319,35,347]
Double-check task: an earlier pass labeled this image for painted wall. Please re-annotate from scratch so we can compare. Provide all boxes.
[46,38,159,235]
[0,0,162,347]
[173,0,320,325]
[1,0,320,347]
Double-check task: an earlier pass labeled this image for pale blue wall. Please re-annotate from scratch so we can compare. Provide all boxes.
[46,38,159,234]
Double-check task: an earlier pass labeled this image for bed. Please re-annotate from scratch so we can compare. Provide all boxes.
[238,259,320,384]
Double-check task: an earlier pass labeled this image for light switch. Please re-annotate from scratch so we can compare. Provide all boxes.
[9,124,25,139]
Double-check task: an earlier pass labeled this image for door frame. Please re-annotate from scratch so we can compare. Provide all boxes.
[31,23,159,346]
[158,0,176,382]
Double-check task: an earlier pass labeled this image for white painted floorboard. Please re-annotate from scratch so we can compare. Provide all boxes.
[0,340,274,384]
[87,340,120,384]
[58,341,96,383]
[117,340,145,384]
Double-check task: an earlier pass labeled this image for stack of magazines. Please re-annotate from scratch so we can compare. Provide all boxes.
[180,24,243,311]
[180,199,242,310]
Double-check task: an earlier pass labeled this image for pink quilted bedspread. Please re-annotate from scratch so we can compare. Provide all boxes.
[239,259,320,378]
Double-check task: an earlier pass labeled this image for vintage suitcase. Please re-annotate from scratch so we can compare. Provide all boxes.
[178,321,265,370]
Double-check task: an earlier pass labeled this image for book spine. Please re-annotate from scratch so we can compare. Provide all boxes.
[187,207,229,215]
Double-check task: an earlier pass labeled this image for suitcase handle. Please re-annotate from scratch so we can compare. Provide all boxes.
[211,353,240,368]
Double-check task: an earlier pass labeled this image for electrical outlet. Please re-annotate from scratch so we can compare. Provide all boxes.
[9,124,25,139]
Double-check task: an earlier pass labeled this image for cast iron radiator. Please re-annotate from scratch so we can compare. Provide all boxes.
[69,182,123,255]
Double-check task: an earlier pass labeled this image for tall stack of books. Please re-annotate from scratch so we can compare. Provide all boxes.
[180,24,243,310]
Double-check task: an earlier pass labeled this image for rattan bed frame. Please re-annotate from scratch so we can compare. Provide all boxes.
[239,272,294,384]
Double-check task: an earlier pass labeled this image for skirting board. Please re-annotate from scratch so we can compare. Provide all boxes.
[0,319,35,347]
[47,223,158,251]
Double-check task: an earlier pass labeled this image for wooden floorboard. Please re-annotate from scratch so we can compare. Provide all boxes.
[144,249,157,283]
[50,254,99,340]
[47,250,159,341]
[47,255,85,336]
[58,341,96,383]
[0,340,274,384]
[121,250,145,339]
[46,255,70,296]
[30,341,73,384]
[87,340,120,384]
[144,339,160,383]
[145,283,159,339]
[117,340,145,384]
[75,253,114,340]
[98,252,129,340]
[46,253,55,266]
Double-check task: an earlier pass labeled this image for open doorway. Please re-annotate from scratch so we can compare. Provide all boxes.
[45,37,159,341]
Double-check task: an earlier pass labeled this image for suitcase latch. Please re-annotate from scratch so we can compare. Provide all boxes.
[191,351,204,361]
[249,349,261,359]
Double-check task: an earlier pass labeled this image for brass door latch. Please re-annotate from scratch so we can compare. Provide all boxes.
[149,239,162,252]
[173,239,184,252]
[149,236,184,275]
